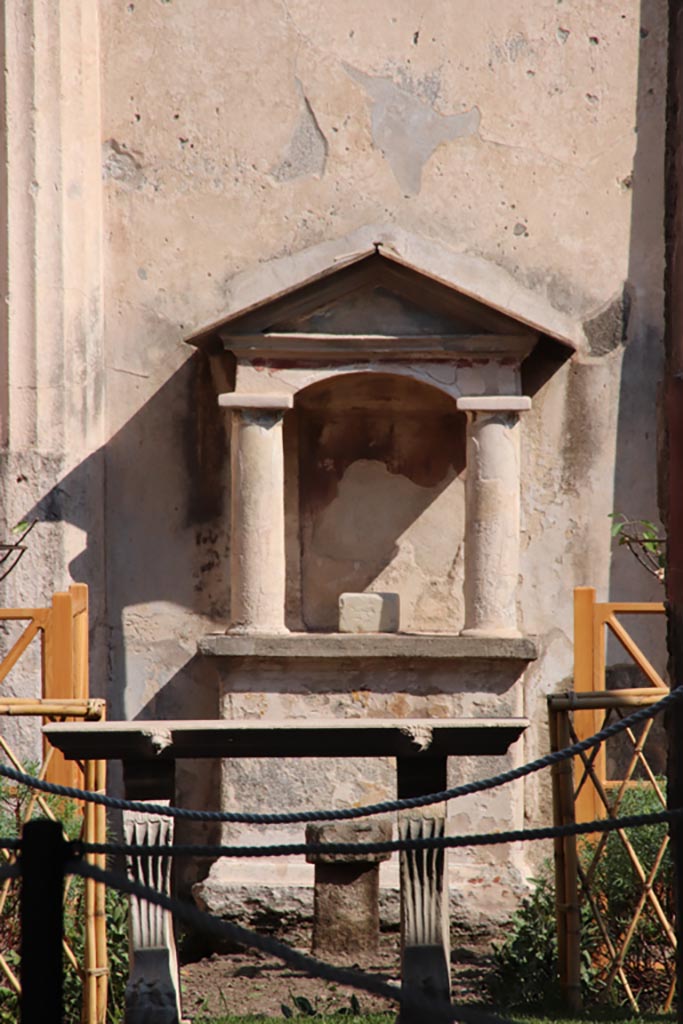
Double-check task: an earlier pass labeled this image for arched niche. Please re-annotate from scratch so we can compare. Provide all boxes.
[283,372,467,632]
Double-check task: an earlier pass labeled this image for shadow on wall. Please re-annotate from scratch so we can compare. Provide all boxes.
[20,349,231,888]
[609,0,667,667]
[22,350,228,723]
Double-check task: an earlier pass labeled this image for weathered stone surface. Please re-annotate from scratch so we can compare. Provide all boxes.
[306,821,393,961]
[218,393,294,410]
[0,0,668,943]
[45,716,529,760]
[460,404,529,636]
[199,632,538,660]
[339,592,400,633]
[305,819,393,864]
[124,806,181,1024]
[456,396,532,413]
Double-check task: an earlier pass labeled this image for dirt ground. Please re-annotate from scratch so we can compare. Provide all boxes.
[179,937,494,1020]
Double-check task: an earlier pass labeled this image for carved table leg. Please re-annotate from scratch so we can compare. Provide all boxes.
[396,757,452,1023]
[123,801,181,1024]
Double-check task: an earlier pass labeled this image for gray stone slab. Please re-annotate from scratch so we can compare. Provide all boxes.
[197,632,538,661]
[44,717,528,762]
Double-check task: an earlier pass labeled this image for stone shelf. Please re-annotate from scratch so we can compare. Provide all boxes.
[197,632,538,661]
[45,716,529,761]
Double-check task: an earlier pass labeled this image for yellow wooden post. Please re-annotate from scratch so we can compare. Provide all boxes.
[43,591,73,702]
[44,587,90,788]
[70,584,89,703]
[573,587,603,822]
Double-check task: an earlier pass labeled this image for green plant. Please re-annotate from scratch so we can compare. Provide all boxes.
[280,993,363,1018]
[488,865,567,1011]
[609,514,665,583]
[0,773,129,1023]
[584,784,673,1011]
[489,786,674,1013]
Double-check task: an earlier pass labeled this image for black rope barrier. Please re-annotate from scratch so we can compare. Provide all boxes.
[68,858,515,1024]
[74,804,683,859]
[5,684,680,825]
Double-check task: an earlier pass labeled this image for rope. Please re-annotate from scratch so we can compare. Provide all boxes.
[68,858,514,1024]
[6,685,680,825]
[77,805,683,859]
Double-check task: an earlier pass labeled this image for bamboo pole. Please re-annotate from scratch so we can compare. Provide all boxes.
[0,619,42,686]
[94,751,108,1024]
[0,698,102,716]
[84,759,98,1024]
[549,692,669,711]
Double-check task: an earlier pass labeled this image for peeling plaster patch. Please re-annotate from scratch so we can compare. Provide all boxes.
[102,139,145,188]
[583,288,631,355]
[344,64,480,195]
[271,83,327,182]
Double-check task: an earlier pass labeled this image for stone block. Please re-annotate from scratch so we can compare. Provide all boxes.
[339,592,400,633]
[306,821,393,962]
[305,819,393,864]
[456,395,532,412]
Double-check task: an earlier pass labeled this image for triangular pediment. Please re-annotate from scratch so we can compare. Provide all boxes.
[276,285,463,337]
[188,237,580,362]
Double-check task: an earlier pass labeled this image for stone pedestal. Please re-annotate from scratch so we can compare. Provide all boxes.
[123,804,181,1024]
[219,393,293,635]
[398,816,450,1019]
[396,757,451,1024]
[457,396,531,638]
[305,820,392,961]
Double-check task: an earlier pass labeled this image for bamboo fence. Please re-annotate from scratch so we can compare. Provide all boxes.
[0,585,108,1023]
[549,587,671,1013]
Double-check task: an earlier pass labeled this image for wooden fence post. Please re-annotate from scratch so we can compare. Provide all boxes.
[573,587,605,823]
[551,708,582,1014]
[20,820,65,1024]
[44,585,90,788]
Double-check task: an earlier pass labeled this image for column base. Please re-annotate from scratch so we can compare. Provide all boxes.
[460,626,521,639]
[226,625,291,636]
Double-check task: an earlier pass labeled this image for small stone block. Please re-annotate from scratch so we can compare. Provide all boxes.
[305,820,393,864]
[218,392,294,410]
[339,592,400,633]
[456,395,531,412]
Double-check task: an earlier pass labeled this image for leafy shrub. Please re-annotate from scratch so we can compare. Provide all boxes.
[489,784,673,1012]
[488,866,565,1011]
[587,784,673,1010]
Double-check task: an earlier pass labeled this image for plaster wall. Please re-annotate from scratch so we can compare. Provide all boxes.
[0,0,668,930]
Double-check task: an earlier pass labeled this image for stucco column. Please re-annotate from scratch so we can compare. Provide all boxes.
[456,396,532,638]
[219,393,294,634]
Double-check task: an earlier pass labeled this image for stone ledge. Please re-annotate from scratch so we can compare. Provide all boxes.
[45,717,529,760]
[197,632,538,661]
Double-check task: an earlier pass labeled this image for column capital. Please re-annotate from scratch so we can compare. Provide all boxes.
[218,392,294,411]
[456,395,531,413]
